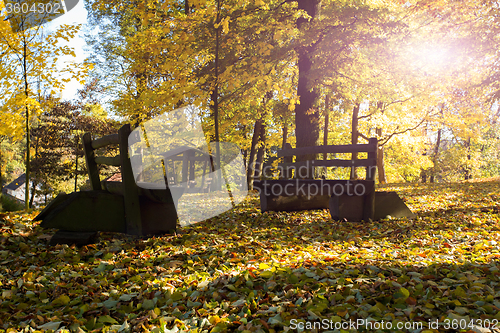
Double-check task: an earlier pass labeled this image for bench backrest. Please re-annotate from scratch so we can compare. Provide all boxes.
[278,138,378,180]
[82,124,142,235]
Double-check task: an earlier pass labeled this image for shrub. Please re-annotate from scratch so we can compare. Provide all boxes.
[0,194,24,212]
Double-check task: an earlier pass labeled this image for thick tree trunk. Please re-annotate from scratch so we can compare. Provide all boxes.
[321,95,330,178]
[247,120,263,190]
[350,103,360,180]
[294,0,322,171]
[376,128,387,184]
[295,50,320,153]
[323,95,330,157]
[210,0,222,190]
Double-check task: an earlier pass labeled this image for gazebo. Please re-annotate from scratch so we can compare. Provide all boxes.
[160,146,214,193]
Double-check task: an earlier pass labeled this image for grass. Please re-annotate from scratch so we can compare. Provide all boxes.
[0,182,499,332]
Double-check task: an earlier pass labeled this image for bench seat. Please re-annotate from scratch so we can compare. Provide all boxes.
[254,179,375,221]
[253,138,378,222]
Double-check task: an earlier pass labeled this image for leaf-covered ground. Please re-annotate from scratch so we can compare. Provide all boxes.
[1,182,500,333]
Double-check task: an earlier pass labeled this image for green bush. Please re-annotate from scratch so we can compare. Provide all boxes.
[0,194,24,212]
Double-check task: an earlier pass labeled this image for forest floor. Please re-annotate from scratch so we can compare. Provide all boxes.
[0,182,500,332]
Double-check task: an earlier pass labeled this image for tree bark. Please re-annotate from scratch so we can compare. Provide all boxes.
[350,103,360,180]
[464,137,472,180]
[23,36,30,210]
[210,0,222,190]
[295,50,320,153]
[0,145,3,193]
[254,122,266,179]
[321,95,330,178]
[74,136,79,192]
[376,128,387,184]
[282,121,288,150]
[430,128,441,183]
[247,119,263,190]
[29,179,36,208]
[247,92,272,188]
[421,169,427,183]
[430,104,444,183]
[29,134,40,208]
[323,95,330,157]
[294,0,322,170]
[240,124,248,171]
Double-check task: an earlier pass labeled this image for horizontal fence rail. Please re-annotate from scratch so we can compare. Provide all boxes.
[278,141,377,158]
[279,159,377,169]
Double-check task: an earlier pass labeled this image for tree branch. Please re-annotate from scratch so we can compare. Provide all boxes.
[379,117,427,146]
[357,131,370,141]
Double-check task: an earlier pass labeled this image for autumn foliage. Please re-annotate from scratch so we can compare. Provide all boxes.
[0,181,499,331]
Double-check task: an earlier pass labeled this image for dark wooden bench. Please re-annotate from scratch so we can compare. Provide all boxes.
[36,124,183,239]
[82,124,185,235]
[254,138,377,222]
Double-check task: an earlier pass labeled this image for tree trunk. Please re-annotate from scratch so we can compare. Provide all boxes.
[240,124,248,171]
[350,103,360,180]
[430,128,441,183]
[321,95,330,178]
[464,137,472,180]
[24,37,30,210]
[376,128,387,184]
[323,95,330,157]
[29,134,40,209]
[430,104,444,183]
[282,121,288,150]
[0,143,3,193]
[247,119,263,190]
[210,0,222,190]
[295,50,320,153]
[29,179,36,208]
[254,122,266,179]
[421,169,427,183]
[74,136,79,192]
[294,0,322,170]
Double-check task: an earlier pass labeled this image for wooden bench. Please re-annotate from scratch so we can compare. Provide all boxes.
[254,138,377,222]
[36,124,183,238]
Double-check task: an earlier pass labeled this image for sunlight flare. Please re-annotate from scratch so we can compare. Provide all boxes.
[409,42,455,74]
